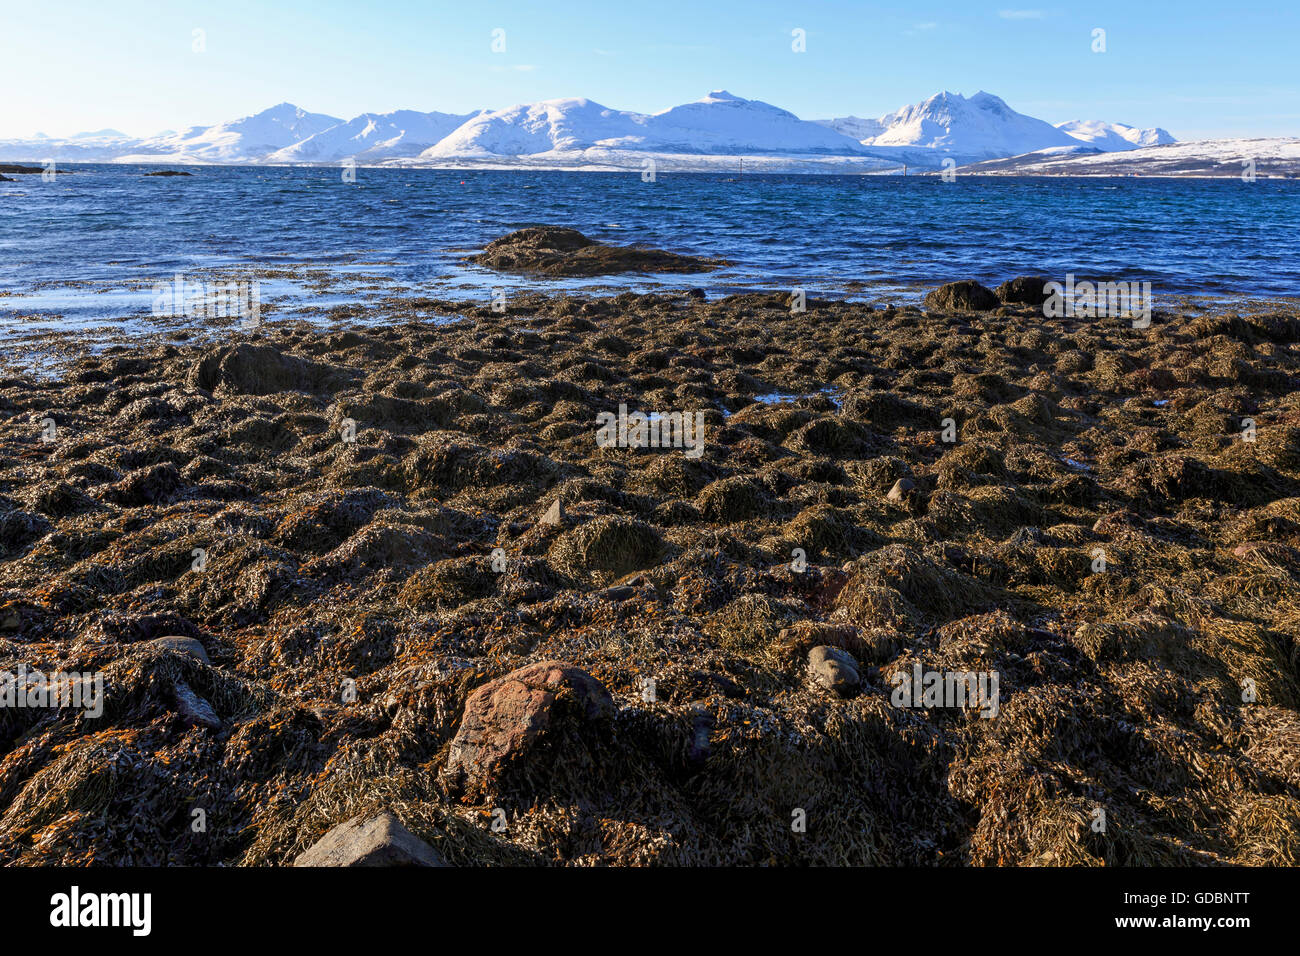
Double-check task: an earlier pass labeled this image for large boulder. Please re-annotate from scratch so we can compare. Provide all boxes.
[468,226,722,277]
[995,275,1053,306]
[807,645,861,698]
[446,661,615,789]
[923,280,1000,313]
[294,812,446,867]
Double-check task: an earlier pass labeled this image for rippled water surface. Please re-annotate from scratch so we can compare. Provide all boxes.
[3,164,1297,334]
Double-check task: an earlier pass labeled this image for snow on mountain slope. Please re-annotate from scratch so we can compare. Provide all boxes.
[421,98,650,158]
[642,91,870,154]
[268,109,485,163]
[955,137,1300,177]
[1056,119,1176,151]
[126,103,343,162]
[422,91,870,159]
[0,93,1265,175]
[866,91,1082,160]
[0,134,144,162]
[815,115,886,142]
[69,129,133,141]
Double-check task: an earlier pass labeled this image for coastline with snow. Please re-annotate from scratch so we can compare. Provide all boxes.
[7,89,1286,179]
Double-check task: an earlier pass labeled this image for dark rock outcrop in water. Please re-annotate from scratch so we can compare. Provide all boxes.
[923,280,1001,312]
[468,226,723,276]
[996,275,1054,306]
[0,164,69,175]
[144,170,193,177]
[0,174,14,183]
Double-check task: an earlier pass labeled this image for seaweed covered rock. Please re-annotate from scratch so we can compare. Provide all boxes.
[446,661,615,790]
[924,280,1000,312]
[190,343,348,396]
[468,226,722,277]
[547,515,665,583]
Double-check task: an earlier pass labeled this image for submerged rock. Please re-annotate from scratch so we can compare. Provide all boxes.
[170,678,221,730]
[468,226,723,277]
[294,812,445,867]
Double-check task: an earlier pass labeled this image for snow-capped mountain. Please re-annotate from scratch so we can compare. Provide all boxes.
[817,92,1178,167]
[642,90,871,155]
[421,98,650,158]
[1055,119,1176,151]
[819,91,1082,164]
[268,109,486,163]
[120,103,343,163]
[0,90,1207,173]
[420,91,869,160]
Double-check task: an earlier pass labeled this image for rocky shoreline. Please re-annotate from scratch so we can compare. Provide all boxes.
[1,285,1299,865]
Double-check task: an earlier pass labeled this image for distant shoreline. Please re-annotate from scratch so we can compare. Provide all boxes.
[2,159,1297,180]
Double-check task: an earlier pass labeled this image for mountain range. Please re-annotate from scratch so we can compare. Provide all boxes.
[0,90,1181,171]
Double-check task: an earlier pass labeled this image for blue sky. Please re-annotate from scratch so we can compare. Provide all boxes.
[1,0,1296,140]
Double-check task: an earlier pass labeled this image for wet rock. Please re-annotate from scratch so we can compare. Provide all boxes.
[150,635,210,665]
[170,678,221,730]
[808,645,861,697]
[446,661,615,789]
[923,280,1000,312]
[995,275,1053,306]
[687,706,714,765]
[144,170,193,177]
[294,812,446,867]
[468,226,723,277]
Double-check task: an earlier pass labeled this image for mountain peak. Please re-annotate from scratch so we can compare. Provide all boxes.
[702,90,745,103]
